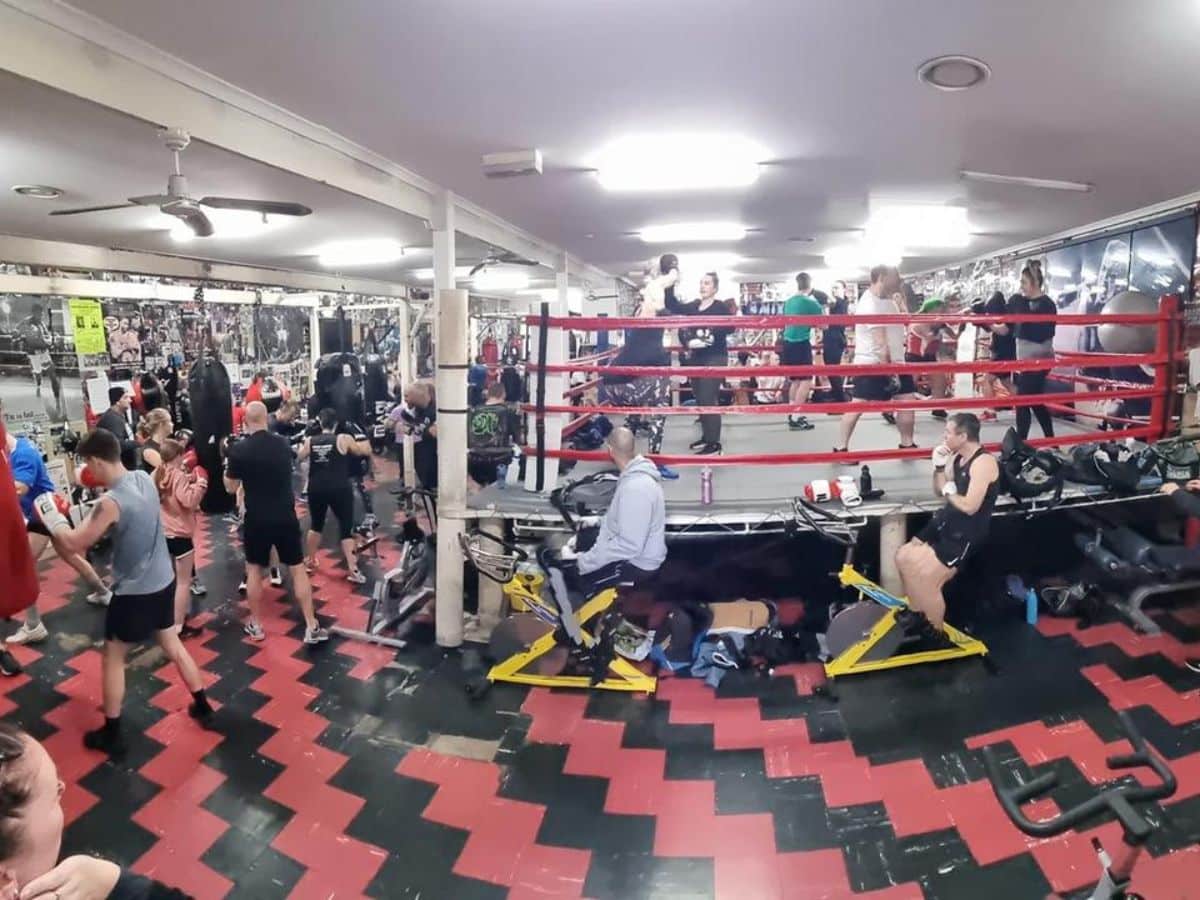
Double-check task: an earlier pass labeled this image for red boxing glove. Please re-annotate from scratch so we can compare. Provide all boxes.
[54,494,71,517]
[192,465,209,484]
[182,449,199,471]
[78,465,102,490]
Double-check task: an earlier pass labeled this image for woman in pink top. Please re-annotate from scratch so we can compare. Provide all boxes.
[153,438,208,639]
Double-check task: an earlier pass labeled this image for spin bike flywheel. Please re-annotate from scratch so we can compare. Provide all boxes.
[824,602,898,660]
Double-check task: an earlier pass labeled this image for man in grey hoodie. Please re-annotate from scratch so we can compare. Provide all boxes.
[574,427,667,595]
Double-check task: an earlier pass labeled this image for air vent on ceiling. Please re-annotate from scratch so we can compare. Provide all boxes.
[917,55,990,92]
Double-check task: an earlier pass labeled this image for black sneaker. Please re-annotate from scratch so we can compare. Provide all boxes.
[931,409,948,420]
[688,438,707,450]
[788,416,815,431]
[0,649,22,677]
[1186,658,1200,674]
[883,412,897,425]
[695,443,722,456]
[179,622,204,640]
[83,725,127,757]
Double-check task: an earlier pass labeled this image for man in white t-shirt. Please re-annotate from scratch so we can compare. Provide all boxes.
[834,265,917,457]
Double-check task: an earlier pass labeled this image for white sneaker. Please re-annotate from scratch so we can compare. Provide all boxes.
[190,581,207,597]
[347,570,367,585]
[303,625,330,645]
[237,580,247,594]
[87,589,112,607]
[243,620,265,642]
[8,621,48,645]
[269,568,283,588]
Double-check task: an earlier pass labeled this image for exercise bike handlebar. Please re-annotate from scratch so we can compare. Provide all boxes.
[791,497,864,549]
[982,710,1177,841]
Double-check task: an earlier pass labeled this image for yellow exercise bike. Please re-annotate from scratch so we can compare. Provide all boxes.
[459,517,657,697]
[792,498,988,694]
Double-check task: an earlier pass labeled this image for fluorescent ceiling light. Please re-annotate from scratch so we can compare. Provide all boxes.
[866,205,969,250]
[824,244,903,272]
[1047,265,1073,279]
[410,266,473,281]
[675,252,743,272]
[518,287,585,305]
[961,170,1094,193]
[315,238,406,267]
[473,270,530,292]
[170,208,292,243]
[640,222,747,243]
[591,135,765,192]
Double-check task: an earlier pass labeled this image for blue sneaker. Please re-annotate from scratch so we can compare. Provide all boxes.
[657,464,680,480]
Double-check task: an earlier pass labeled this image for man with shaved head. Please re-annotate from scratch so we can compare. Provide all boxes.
[223,401,328,644]
[574,426,667,595]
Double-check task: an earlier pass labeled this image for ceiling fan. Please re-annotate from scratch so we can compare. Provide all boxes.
[468,247,540,276]
[49,127,313,237]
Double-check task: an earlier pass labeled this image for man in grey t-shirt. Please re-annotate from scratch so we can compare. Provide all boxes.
[44,428,212,757]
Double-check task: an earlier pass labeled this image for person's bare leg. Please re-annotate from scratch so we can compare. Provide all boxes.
[837,410,862,450]
[289,565,319,630]
[897,408,916,446]
[101,639,129,718]
[897,543,951,629]
[245,564,266,628]
[340,537,361,576]
[51,533,106,593]
[172,554,193,627]
[797,379,814,405]
[156,628,205,693]
[305,530,320,567]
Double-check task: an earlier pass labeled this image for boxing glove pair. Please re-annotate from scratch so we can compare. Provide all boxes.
[804,478,862,508]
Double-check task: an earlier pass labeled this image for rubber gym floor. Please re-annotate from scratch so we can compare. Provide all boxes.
[5,461,1200,899]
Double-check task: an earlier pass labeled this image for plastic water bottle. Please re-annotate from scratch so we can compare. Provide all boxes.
[496,463,509,489]
[505,448,521,488]
[700,466,713,506]
[860,465,873,495]
[1025,587,1039,626]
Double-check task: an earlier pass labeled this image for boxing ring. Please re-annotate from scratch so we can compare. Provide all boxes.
[468,299,1182,550]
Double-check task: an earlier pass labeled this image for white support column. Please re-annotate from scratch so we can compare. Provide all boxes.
[524,258,569,492]
[432,192,466,648]
[473,516,506,639]
[879,511,908,597]
[397,300,416,491]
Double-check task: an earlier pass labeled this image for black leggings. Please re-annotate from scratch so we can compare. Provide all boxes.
[823,335,846,401]
[1015,369,1054,439]
[689,353,727,445]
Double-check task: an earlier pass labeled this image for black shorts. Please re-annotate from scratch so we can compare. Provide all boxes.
[106,581,176,643]
[166,536,195,559]
[244,515,304,567]
[852,374,917,401]
[916,520,980,569]
[780,340,814,375]
[25,518,50,538]
[905,351,937,365]
[308,488,354,541]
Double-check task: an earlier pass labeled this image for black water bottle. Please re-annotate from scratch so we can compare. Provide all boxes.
[860,465,873,495]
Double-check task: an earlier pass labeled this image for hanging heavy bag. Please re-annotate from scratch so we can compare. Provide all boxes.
[187,357,235,513]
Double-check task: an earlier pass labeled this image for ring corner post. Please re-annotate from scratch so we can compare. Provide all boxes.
[1152,293,1180,440]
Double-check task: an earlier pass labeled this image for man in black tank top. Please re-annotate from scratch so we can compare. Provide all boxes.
[298,408,372,584]
[895,413,999,638]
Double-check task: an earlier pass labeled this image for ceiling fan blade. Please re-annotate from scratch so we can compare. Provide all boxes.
[187,209,215,237]
[127,195,175,206]
[469,260,489,276]
[49,203,138,216]
[199,197,313,216]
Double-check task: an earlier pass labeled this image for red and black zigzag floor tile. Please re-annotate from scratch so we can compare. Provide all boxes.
[5,477,1200,898]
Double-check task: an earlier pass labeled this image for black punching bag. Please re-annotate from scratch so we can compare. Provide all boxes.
[363,354,389,417]
[188,358,235,513]
[315,352,365,429]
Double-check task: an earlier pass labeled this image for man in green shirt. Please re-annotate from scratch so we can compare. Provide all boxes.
[781,272,825,430]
